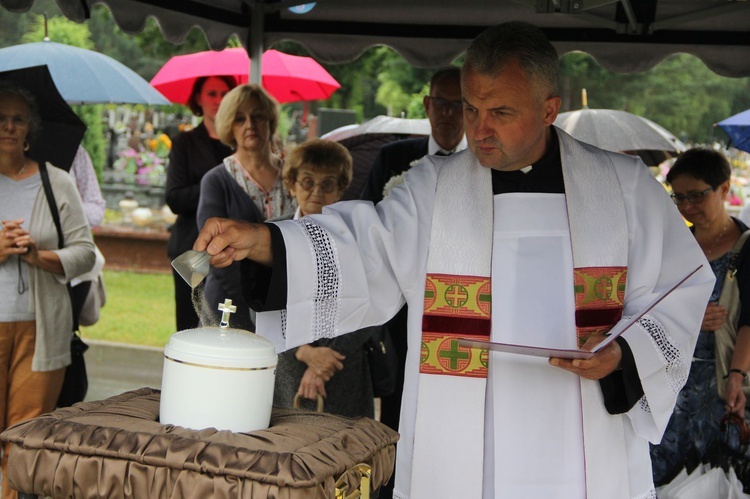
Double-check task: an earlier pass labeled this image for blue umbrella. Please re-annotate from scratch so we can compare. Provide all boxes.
[0,40,168,105]
[717,109,750,154]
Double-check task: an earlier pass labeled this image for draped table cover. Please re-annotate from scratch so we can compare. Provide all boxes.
[1,388,398,498]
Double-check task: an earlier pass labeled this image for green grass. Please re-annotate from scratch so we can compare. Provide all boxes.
[80,270,175,347]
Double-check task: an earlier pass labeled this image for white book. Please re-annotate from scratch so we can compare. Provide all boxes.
[458,264,703,360]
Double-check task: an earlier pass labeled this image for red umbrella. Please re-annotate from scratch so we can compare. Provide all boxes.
[150,48,340,104]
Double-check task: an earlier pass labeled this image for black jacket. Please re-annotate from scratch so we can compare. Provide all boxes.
[359,136,428,203]
[165,122,233,258]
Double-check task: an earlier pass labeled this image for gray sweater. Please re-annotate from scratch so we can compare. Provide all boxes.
[27,164,95,371]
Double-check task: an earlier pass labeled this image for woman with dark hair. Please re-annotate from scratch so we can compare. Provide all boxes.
[196,84,295,330]
[165,75,236,331]
[0,83,95,499]
[651,148,750,486]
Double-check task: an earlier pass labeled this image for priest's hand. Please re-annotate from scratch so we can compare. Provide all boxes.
[295,345,345,381]
[194,217,272,268]
[548,335,622,380]
[298,368,327,399]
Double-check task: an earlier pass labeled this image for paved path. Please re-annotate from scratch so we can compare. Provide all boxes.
[84,339,163,402]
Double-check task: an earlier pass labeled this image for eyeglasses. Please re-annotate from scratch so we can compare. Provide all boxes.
[670,187,713,205]
[428,96,463,113]
[0,114,29,128]
[297,177,338,194]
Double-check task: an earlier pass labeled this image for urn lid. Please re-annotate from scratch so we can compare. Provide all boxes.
[164,299,276,369]
[164,327,276,369]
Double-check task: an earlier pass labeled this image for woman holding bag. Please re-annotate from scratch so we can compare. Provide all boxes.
[651,148,750,486]
[263,139,376,418]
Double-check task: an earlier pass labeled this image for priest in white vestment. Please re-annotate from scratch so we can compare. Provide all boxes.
[195,22,714,499]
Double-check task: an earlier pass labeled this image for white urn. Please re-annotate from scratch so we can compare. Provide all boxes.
[159,300,277,432]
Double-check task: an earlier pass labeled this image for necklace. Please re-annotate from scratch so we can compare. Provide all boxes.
[0,161,26,179]
[705,218,730,257]
[14,161,27,179]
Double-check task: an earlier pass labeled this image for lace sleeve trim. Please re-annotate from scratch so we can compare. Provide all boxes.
[293,218,341,340]
[635,313,691,414]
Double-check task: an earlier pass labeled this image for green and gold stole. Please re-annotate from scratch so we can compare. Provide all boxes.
[410,136,629,498]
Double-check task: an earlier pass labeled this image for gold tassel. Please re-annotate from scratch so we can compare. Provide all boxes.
[334,463,372,499]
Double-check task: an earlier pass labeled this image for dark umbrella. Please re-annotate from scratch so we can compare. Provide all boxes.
[322,116,431,200]
[0,65,86,170]
[337,133,415,201]
[717,109,750,153]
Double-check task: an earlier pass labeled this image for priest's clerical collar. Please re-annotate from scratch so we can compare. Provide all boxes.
[491,127,563,195]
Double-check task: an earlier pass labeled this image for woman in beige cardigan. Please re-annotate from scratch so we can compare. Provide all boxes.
[0,83,95,499]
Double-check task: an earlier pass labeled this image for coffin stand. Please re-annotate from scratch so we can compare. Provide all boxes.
[1,388,398,498]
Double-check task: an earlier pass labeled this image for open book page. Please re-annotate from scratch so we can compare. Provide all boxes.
[457,264,703,360]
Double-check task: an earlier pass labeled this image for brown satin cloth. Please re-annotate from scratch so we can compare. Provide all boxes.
[1,388,398,498]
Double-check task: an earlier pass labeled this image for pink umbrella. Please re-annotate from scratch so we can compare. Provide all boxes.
[150,48,340,104]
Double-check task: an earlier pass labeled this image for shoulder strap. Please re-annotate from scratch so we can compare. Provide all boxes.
[727,229,750,277]
[38,162,64,249]
[38,162,80,332]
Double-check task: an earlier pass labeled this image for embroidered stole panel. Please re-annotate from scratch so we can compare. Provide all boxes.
[420,267,628,376]
[421,273,490,378]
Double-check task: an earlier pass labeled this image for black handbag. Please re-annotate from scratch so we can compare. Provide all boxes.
[701,413,750,493]
[366,326,398,397]
[39,163,90,407]
[56,331,89,407]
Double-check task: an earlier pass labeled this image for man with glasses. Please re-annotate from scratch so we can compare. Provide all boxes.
[360,66,466,204]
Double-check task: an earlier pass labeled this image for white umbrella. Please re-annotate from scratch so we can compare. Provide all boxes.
[554,108,686,166]
[322,115,430,142]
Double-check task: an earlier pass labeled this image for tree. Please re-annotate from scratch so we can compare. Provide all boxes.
[558,52,750,143]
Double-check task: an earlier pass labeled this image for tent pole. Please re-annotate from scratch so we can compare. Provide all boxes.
[248,5,264,86]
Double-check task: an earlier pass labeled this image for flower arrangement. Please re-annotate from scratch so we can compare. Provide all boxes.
[382,156,426,198]
[149,133,172,158]
[113,133,171,186]
[383,173,405,198]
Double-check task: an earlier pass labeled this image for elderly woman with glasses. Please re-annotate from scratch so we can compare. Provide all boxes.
[265,139,377,418]
[0,83,95,499]
[651,148,750,486]
[196,84,295,331]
